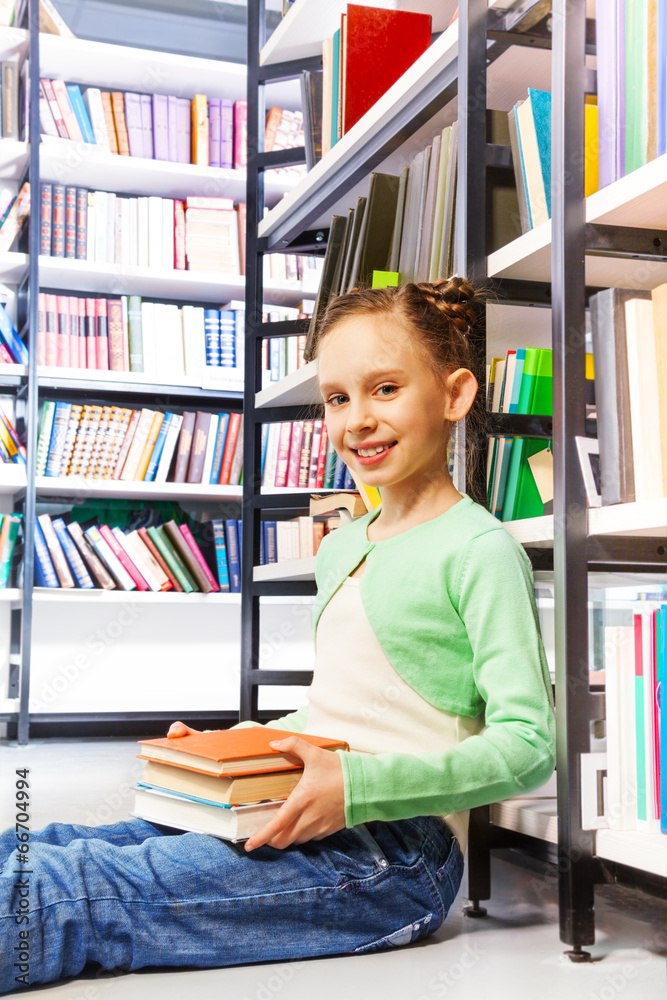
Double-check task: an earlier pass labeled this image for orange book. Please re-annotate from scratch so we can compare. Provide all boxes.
[100,91,119,154]
[264,106,282,151]
[135,411,165,481]
[137,727,349,777]
[112,408,140,479]
[191,94,209,165]
[111,91,130,156]
[237,202,246,275]
[103,407,132,478]
[218,411,241,484]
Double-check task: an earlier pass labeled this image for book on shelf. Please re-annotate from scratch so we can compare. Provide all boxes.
[137,727,349,776]
[0,180,29,255]
[0,512,21,588]
[590,283,666,505]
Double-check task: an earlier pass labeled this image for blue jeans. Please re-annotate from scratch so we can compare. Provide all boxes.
[0,813,463,994]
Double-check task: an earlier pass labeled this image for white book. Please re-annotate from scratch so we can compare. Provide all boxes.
[152,303,170,378]
[290,521,299,559]
[262,422,281,487]
[162,197,174,270]
[113,527,161,592]
[140,300,157,376]
[286,335,298,376]
[82,88,110,150]
[107,192,117,264]
[276,520,292,561]
[516,95,549,227]
[39,95,59,137]
[201,413,219,485]
[624,298,663,500]
[128,197,139,268]
[298,515,314,558]
[119,408,156,481]
[93,190,107,262]
[166,303,185,377]
[84,526,136,591]
[603,626,622,831]
[154,412,183,483]
[126,530,171,590]
[147,196,164,270]
[86,192,96,261]
[501,352,516,414]
[181,304,206,378]
[137,196,150,268]
[131,785,282,843]
[120,197,132,265]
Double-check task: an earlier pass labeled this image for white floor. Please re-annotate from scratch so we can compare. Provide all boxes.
[1,737,665,1000]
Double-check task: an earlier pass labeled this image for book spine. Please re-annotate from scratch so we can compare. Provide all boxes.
[124,92,143,157]
[66,84,95,143]
[100,91,119,154]
[52,517,95,588]
[112,526,161,591]
[107,298,126,371]
[0,514,20,587]
[35,401,56,476]
[58,403,83,475]
[210,519,230,590]
[163,521,211,592]
[186,410,211,484]
[51,183,65,256]
[209,98,221,167]
[127,294,144,372]
[66,520,116,589]
[173,199,186,270]
[173,410,196,483]
[40,183,52,255]
[175,97,191,163]
[147,526,194,592]
[152,93,169,160]
[111,91,130,155]
[233,99,247,169]
[218,411,241,485]
[44,401,72,476]
[126,531,172,591]
[99,524,149,590]
[220,99,234,168]
[204,309,221,367]
[33,517,59,588]
[95,298,109,369]
[178,523,220,592]
[50,77,82,141]
[84,525,136,590]
[140,93,154,159]
[38,514,75,588]
[224,519,240,592]
[191,94,209,165]
[209,412,229,484]
[138,526,183,591]
[40,78,69,139]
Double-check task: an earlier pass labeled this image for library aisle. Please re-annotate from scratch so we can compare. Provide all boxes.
[1,739,664,999]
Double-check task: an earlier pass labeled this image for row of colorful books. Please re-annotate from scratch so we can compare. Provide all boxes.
[604,605,665,836]
[0,512,21,587]
[258,515,335,565]
[597,1,667,188]
[260,332,309,387]
[34,512,241,594]
[36,403,244,486]
[261,419,354,491]
[36,293,244,379]
[40,185,246,275]
[40,80,249,170]
[132,728,349,841]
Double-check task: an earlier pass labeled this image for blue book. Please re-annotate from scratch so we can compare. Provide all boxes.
[260,423,269,479]
[528,88,552,218]
[144,412,173,482]
[211,518,230,591]
[659,604,666,834]
[209,412,229,484]
[224,519,240,593]
[331,28,341,148]
[44,401,72,477]
[52,518,95,588]
[218,310,236,368]
[204,309,221,367]
[237,517,242,559]
[0,303,29,364]
[66,85,96,143]
[233,308,245,377]
[343,466,355,490]
[269,338,281,381]
[34,518,59,588]
[508,348,526,414]
[260,522,265,565]
[333,453,346,490]
[265,521,277,563]
[513,105,532,229]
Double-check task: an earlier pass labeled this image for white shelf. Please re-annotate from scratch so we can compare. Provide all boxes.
[0,26,28,61]
[254,557,316,582]
[32,588,239,605]
[595,829,667,878]
[488,153,667,290]
[0,587,20,602]
[0,251,27,283]
[39,137,297,207]
[0,465,25,494]
[34,476,242,502]
[36,365,243,395]
[260,0,458,66]
[256,360,321,408]
[37,256,306,307]
[0,362,25,379]
[0,139,28,181]
[258,22,459,245]
[502,500,667,547]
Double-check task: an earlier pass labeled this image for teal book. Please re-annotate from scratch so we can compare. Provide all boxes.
[501,437,549,522]
[332,28,341,148]
[0,513,20,587]
[66,84,96,143]
[527,89,552,218]
[210,519,230,591]
[508,348,526,413]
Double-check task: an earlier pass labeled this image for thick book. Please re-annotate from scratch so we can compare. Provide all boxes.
[131,785,284,843]
[137,726,349,777]
[139,758,302,806]
[52,517,94,589]
[66,520,116,590]
[163,520,213,593]
[34,517,59,588]
[37,514,75,588]
[146,525,194,593]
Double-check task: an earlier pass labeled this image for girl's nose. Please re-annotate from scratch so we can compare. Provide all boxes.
[345,401,375,434]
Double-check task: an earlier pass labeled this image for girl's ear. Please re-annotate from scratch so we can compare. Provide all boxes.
[443,368,478,422]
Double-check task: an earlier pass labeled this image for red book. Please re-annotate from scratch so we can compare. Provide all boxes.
[99,524,149,591]
[40,183,52,256]
[174,198,186,269]
[51,184,65,257]
[77,297,87,368]
[55,295,70,368]
[37,292,47,366]
[342,5,431,135]
[95,298,109,369]
[138,526,183,592]
[44,293,58,366]
[286,419,304,488]
[315,422,328,489]
[75,187,87,259]
[67,295,80,368]
[178,523,220,592]
[218,411,241,485]
[40,78,69,139]
[233,99,247,169]
[64,186,77,259]
[85,298,97,369]
[274,421,293,488]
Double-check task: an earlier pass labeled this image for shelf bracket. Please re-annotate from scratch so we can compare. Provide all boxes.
[586,224,667,261]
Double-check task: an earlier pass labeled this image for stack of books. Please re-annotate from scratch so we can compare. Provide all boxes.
[131,727,349,842]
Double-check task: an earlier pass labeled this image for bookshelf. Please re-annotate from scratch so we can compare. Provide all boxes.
[243,0,666,962]
[1,0,312,742]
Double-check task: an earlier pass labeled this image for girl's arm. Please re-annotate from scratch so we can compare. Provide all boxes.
[334,528,556,828]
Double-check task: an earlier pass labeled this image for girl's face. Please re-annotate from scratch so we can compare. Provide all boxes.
[317,313,457,495]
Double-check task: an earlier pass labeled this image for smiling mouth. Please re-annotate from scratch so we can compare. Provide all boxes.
[352,442,397,458]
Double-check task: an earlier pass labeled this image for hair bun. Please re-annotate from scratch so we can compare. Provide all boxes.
[415,276,478,333]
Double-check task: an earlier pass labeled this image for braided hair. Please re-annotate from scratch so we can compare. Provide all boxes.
[313,277,487,497]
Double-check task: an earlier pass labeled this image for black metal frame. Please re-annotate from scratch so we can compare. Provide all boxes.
[241,0,666,958]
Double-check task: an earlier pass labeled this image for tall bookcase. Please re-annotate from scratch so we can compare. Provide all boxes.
[243,0,666,959]
[0,0,313,744]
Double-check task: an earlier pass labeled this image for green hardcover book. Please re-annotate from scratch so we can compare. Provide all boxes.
[156,524,199,591]
[0,513,20,587]
[530,348,553,415]
[625,0,648,174]
[35,401,56,476]
[323,439,337,489]
[146,525,195,593]
[127,294,144,373]
[501,437,549,522]
[493,437,514,519]
[331,28,341,149]
[516,348,538,414]
[486,437,498,508]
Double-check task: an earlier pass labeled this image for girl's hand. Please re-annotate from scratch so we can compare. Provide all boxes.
[167,721,201,738]
[244,736,346,852]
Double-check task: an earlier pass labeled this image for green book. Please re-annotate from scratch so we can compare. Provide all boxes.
[35,401,56,476]
[516,348,538,414]
[156,525,199,591]
[331,28,341,149]
[516,348,552,415]
[625,0,648,174]
[0,513,20,587]
[501,438,549,522]
[147,525,195,593]
[127,294,144,373]
[323,439,337,489]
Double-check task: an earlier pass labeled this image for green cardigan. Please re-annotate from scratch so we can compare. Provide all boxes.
[237,494,556,830]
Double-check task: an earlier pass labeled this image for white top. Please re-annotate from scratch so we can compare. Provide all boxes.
[308,571,485,852]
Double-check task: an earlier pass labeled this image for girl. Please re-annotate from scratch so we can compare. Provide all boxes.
[0,277,555,993]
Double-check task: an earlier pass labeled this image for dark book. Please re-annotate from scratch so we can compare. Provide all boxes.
[163,520,213,593]
[350,171,400,289]
[51,184,65,257]
[66,520,116,590]
[64,186,77,259]
[186,410,212,484]
[40,183,52,256]
[173,411,196,483]
[75,187,87,259]
[300,69,323,170]
[304,214,348,362]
